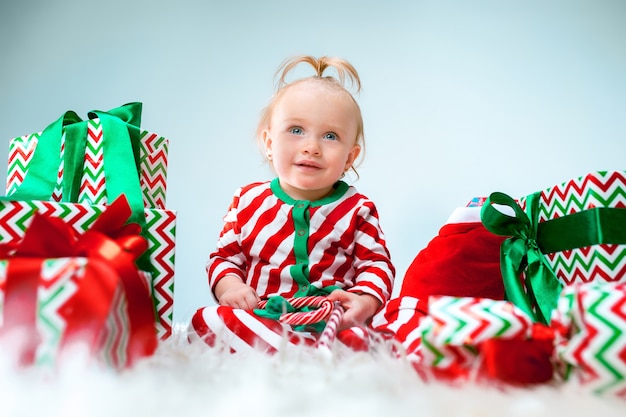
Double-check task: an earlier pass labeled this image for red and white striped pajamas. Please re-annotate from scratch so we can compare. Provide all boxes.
[189,179,395,352]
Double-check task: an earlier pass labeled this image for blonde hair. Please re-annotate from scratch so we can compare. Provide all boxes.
[257,55,365,177]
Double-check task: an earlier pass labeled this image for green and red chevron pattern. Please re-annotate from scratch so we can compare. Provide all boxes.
[420,296,535,371]
[34,258,87,366]
[78,119,107,205]
[521,171,626,286]
[0,200,176,339]
[553,282,626,397]
[139,131,169,210]
[98,284,130,368]
[6,133,39,195]
[144,209,176,339]
[6,132,67,202]
[6,122,169,209]
[100,271,156,366]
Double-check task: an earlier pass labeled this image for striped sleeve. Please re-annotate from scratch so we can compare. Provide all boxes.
[371,295,427,361]
[206,187,248,293]
[348,200,395,304]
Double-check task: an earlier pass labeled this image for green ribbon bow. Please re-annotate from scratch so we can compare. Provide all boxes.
[481,190,626,325]
[480,191,562,325]
[4,102,149,270]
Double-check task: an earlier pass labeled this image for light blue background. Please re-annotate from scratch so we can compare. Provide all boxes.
[1,0,625,324]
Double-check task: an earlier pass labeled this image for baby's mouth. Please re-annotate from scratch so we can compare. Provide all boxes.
[296,160,321,169]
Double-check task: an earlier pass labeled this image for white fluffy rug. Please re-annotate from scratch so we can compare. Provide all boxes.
[1,324,623,417]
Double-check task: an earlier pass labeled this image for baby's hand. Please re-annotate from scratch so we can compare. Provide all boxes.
[326,290,381,330]
[214,275,260,310]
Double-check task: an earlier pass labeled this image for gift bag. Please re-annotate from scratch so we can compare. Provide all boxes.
[1,103,176,339]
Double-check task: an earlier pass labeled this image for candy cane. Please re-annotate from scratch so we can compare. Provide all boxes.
[317,301,345,350]
[257,296,334,326]
[257,296,344,349]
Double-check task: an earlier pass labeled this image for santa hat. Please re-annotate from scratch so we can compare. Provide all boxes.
[398,204,507,303]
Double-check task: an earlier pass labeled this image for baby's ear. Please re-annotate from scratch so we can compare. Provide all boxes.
[345,144,361,169]
[262,129,274,161]
[262,129,272,148]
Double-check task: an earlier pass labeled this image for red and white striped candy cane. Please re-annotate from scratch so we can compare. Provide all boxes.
[257,296,334,326]
[256,296,344,348]
[317,301,345,350]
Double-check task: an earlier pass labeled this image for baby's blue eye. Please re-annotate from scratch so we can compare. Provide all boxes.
[324,133,337,141]
[290,127,304,135]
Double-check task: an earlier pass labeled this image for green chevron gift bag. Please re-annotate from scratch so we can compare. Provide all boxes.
[481,171,626,325]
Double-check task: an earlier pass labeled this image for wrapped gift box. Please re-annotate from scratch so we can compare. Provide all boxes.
[419,295,554,386]
[0,197,160,368]
[0,199,176,340]
[5,104,169,210]
[552,282,626,397]
[522,171,626,286]
[418,286,626,395]
[419,296,539,372]
[481,171,626,324]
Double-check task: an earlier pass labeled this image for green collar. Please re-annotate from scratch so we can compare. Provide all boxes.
[270,178,349,207]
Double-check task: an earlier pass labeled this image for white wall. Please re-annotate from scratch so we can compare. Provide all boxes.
[1,0,625,324]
